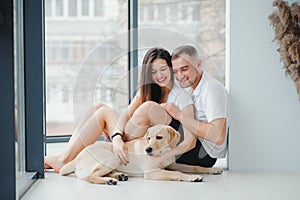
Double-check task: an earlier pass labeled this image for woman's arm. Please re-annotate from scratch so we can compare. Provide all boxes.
[111,94,141,165]
[112,94,141,136]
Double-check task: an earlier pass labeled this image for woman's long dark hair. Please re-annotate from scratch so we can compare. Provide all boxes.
[138,47,174,104]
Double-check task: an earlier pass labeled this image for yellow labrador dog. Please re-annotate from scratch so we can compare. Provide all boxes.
[59,124,223,185]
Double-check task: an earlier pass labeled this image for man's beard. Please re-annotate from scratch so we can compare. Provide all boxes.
[179,71,199,88]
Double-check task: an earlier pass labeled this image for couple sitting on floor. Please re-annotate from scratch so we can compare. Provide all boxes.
[45,45,227,172]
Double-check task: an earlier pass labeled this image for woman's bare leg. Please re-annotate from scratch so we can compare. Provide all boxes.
[124,101,172,141]
[44,103,106,169]
[45,105,119,172]
[68,103,107,143]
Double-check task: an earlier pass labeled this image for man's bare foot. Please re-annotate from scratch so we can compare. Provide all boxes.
[44,156,65,173]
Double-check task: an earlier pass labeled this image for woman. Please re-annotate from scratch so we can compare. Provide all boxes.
[45,47,196,172]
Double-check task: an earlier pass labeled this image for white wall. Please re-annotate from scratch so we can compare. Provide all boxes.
[229,0,300,171]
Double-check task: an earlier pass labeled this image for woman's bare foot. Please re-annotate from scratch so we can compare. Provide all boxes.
[44,162,51,169]
[44,156,65,173]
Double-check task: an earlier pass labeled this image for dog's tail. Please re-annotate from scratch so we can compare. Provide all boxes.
[59,160,76,176]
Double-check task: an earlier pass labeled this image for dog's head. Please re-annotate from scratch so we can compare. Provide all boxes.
[144,124,180,156]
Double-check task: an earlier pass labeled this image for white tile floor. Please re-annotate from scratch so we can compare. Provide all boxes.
[21,171,300,200]
[20,143,300,200]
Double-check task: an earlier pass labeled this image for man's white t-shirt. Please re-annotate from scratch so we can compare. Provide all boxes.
[188,71,228,158]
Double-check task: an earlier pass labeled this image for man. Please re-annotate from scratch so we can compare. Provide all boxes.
[161,45,228,167]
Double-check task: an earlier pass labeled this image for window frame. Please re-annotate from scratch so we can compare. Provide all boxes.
[0,0,45,199]
[23,0,45,178]
[0,0,16,199]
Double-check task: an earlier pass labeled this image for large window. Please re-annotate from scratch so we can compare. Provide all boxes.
[45,0,227,169]
[45,0,128,137]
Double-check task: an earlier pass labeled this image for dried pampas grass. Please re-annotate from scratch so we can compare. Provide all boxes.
[269,0,300,100]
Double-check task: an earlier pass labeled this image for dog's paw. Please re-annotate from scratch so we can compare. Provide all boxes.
[106,178,117,185]
[117,173,129,181]
[208,167,223,175]
[186,175,203,182]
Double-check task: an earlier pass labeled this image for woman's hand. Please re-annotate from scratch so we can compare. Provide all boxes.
[112,136,129,165]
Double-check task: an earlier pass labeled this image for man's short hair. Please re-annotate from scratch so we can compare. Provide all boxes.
[171,45,198,60]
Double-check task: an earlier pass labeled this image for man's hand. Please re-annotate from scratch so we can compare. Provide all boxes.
[148,150,174,169]
[148,154,165,169]
[160,103,181,120]
[112,136,129,165]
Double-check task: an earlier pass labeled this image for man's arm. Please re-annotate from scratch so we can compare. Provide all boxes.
[161,103,227,146]
[183,116,227,145]
[156,104,196,161]
[168,104,196,155]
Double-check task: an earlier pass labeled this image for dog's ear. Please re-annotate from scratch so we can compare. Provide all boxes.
[166,126,180,149]
[144,128,150,139]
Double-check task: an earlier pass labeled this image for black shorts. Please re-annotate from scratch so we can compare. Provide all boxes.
[176,139,217,167]
[169,118,181,130]
[168,118,217,168]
